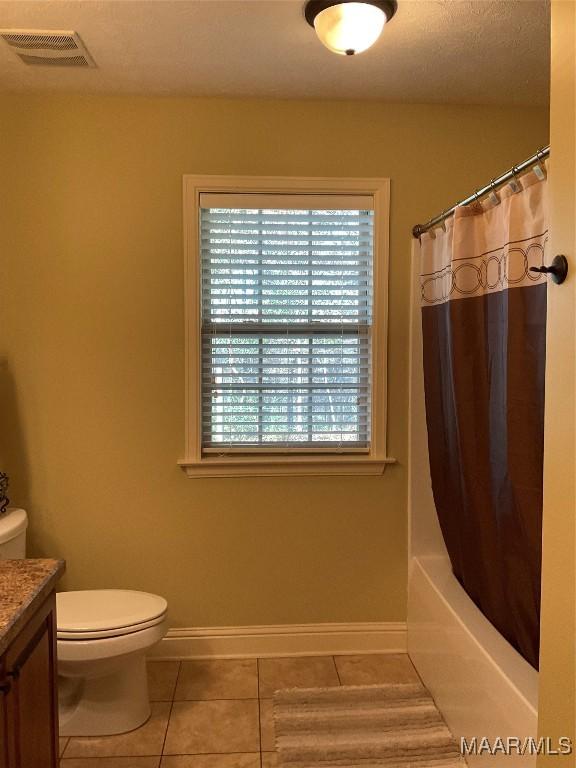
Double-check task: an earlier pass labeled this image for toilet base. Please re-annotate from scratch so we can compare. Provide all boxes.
[59,653,151,736]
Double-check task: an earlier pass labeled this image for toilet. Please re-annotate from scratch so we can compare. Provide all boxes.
[0,506,28,558]
[57,589,168,736]
[0,508,168,736]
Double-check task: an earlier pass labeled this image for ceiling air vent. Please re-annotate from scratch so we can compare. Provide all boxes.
[0,30,95,67]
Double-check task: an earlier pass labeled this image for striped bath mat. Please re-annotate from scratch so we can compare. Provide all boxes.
[273,683,466,767]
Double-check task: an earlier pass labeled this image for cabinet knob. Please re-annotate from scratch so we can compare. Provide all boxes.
[0,679,11,694]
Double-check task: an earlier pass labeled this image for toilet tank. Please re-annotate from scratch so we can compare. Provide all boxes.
[0,508,28,559]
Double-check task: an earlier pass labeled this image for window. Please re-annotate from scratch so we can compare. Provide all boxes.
[181,176,393,477]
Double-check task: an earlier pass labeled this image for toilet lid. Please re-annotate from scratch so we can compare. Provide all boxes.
[56,590,167,637]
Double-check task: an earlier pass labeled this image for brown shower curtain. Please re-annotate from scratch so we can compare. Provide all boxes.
[419,166,548,670]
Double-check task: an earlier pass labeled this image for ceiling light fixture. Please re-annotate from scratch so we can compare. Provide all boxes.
[305,0,397,56]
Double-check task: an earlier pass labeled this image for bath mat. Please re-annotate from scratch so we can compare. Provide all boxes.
[273,682,466,767]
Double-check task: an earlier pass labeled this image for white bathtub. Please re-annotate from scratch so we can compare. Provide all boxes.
[408,555,538,767]
[408,242,538,766]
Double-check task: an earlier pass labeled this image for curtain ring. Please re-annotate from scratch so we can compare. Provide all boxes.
[509,166,522,193]
[487,178,501,205]
[441,208,455,229]
[533,150,547,181]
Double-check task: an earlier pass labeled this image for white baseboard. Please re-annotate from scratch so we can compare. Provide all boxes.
[147,622,407,660]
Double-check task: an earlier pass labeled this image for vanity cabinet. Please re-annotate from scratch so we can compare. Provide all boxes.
[0,593,59,768]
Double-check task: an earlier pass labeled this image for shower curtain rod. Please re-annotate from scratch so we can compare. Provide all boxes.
[412,144,550,239]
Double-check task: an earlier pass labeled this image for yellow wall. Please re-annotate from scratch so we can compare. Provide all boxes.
[538,1,575,760]
[0,95,548,628]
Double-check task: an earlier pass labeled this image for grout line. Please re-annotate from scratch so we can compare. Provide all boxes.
[59,737,70,759]
[61,753,260,761]
[156,753,261,758]
[172,660,182,700]
[332,655,342,685]
[257,657,264,768]
[333,655,343,685]
[60,755,161,760]
[257,656,263,700]
[171,696,260,702]
[160,660,181,757]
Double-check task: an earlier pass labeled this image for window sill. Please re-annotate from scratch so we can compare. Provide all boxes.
[178,455,397,478]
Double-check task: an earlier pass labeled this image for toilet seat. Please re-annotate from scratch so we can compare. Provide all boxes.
[57,590,167,641]
[57,619,168,663]
[57,613,166,640]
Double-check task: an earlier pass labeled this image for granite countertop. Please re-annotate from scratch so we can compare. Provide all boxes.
[0,559,65,656]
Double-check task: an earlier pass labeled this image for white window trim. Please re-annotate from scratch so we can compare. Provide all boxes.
[179,175,396,478]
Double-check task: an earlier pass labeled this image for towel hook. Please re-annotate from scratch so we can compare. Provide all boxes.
[530,255,568,285]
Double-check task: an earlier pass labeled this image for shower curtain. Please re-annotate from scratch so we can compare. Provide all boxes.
[419,166,548,669]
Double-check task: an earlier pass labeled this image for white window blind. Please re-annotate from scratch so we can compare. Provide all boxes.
[200,193,374,453]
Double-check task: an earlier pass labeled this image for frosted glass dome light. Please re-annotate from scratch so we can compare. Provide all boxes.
[305,0,398,56]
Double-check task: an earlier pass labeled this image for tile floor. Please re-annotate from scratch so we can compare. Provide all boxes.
[59,654,421,768]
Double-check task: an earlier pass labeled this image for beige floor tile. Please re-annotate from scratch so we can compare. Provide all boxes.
[258,657,339,698]
[334,654,420,685]
[63,702,170,758]
[261,753,279,768]
[59,737,69,757]
[148,661,181,701]
[258,700,275,752]
[160,755,260,768]
[164,700,260,755]
[175,660,258,701]
[60,759,160,768]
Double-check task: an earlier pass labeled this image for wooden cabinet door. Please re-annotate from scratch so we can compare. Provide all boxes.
[0,656,10,768]
[3,594,59,768]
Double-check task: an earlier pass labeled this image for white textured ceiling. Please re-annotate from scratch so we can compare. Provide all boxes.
[0,0,550,105]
